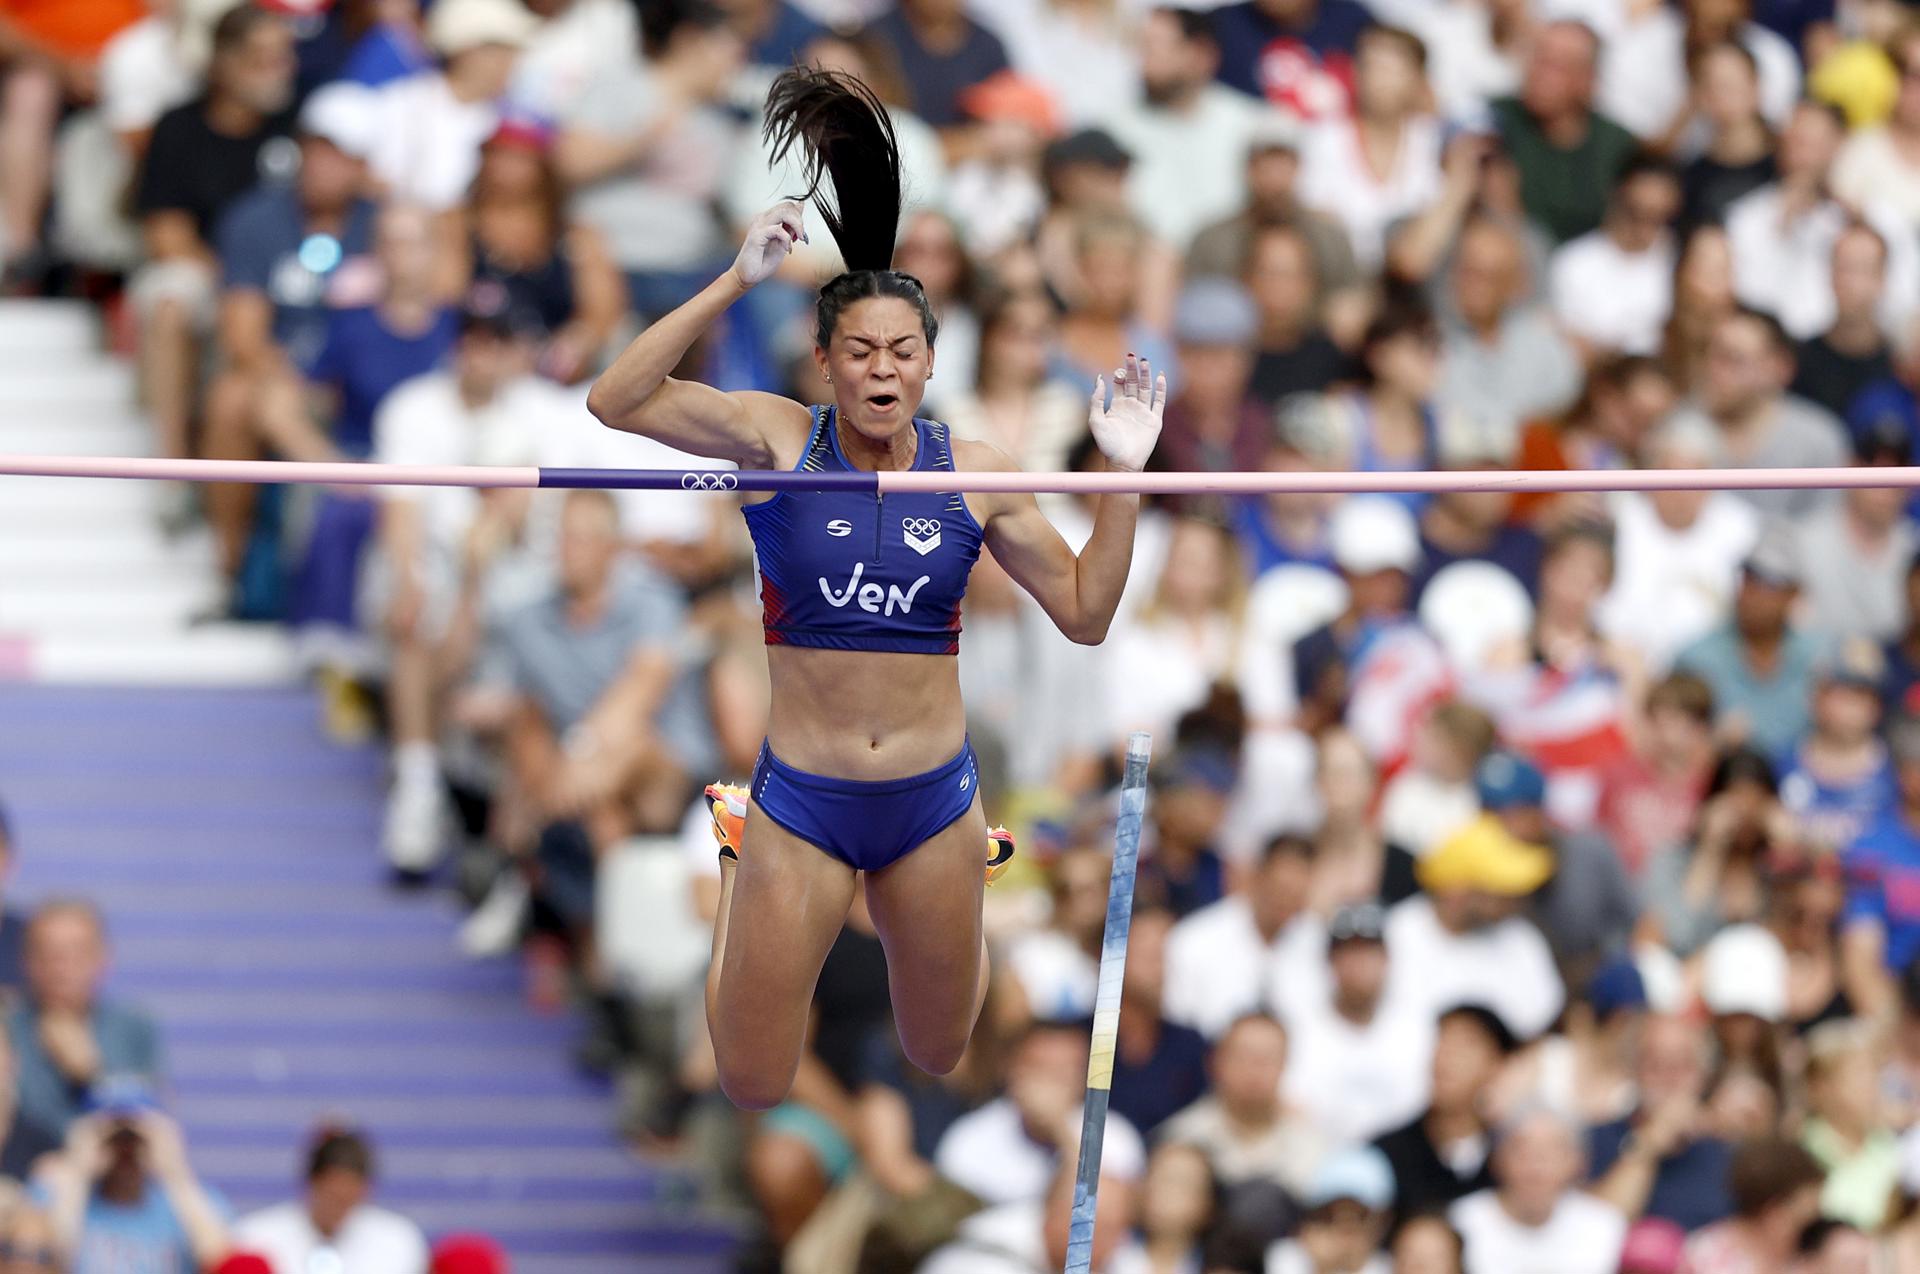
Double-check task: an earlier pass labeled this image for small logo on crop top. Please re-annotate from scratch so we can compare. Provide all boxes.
[826,519,852,537]
[960,771,971,792]
[902,517,942,555]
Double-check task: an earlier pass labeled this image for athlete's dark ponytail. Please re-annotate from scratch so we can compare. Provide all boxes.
[762,67,940,349]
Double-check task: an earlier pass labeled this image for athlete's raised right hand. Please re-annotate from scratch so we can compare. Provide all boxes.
[731,200,808,288]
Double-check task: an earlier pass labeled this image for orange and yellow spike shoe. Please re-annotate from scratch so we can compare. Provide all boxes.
[986,826,1016,885]
[705,782,749,863]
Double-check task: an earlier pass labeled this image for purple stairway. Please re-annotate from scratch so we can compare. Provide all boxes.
[0,684,738,1274]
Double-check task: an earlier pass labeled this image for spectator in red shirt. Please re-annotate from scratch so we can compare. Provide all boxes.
[1596,672,1718,877]
[1675,1137,1824,1274]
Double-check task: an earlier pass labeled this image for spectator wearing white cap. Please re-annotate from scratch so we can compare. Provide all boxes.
[1435,214,1580,459]
[1292,497,1452,770]
[198,83,382,582]
[1154,280,1268,480]
[1262,1145,1394,1274]
[361,0,539,210]
[1698,923,1788,1081]
[1280,903,1434,1145]
[1451,1105,1627,1274]
[1596,414,1761,674]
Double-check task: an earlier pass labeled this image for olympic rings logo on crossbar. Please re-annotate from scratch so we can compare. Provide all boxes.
[901,517,941,537]
[680,472,739,491]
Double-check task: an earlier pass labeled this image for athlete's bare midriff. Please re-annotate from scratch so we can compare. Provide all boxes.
[763,645,967,778]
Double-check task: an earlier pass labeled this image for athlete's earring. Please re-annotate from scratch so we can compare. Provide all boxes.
[824,374,833,383]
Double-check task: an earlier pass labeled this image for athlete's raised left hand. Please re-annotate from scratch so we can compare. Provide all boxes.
[1089,353,1165,474]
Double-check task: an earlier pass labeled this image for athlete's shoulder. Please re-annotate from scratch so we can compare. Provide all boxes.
[948,435,1020,472]
[736,392,821,470]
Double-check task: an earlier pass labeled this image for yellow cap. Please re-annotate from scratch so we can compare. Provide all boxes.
[1810,41,1899,130]
[1417,815,1554,897]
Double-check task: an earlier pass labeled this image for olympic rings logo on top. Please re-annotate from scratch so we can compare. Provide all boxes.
[680,472,740,491]
[901,518,940,537]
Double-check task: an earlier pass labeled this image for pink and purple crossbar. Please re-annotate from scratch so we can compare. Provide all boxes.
[5,454,1920,495]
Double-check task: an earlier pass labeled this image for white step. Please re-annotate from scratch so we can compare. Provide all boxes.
[0,473,158,515]
[0,581,205,633]
[27,627,298,685]
[0,420,148,457]
[0,301,99,354]
[0,557,209,596]
[0,529,211,570]
[0,362,136,409]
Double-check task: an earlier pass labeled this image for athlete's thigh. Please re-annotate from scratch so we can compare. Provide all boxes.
[862,799,987,1061]
[712,802,859,1085]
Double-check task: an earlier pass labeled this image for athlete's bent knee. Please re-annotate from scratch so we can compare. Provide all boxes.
[901,1033,968,1078]
[716,1058,796,1112]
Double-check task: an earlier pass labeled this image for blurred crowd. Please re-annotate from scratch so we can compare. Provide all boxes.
[16,0,1920,1270]
[0,811,506,1273]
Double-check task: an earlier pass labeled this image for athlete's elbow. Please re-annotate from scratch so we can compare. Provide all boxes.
[584,376,630,430]
[1063,615,1111,645]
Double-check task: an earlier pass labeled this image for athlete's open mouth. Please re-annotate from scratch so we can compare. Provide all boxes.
[866,393,899,410]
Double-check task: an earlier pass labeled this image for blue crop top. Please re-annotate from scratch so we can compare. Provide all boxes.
[742,406,985,655]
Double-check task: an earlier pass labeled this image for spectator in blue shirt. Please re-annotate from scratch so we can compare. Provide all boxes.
[1676,533,1826,760]
[1839,713,1920,1018]
[40,1091,232,1274]
[0,800,32,995]
[202,88,381,589]
[1885,553,1920,712]
[263,205,459,633]
[1588,1014,1734,1233]
[1109,907,1211,1136]
[1778,639,1896,854]
[1139,749,1231,918]
[1210,0,1371,112]
[8,901,163,1139]
[864,0,1010,128]
[214,89,381,381]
